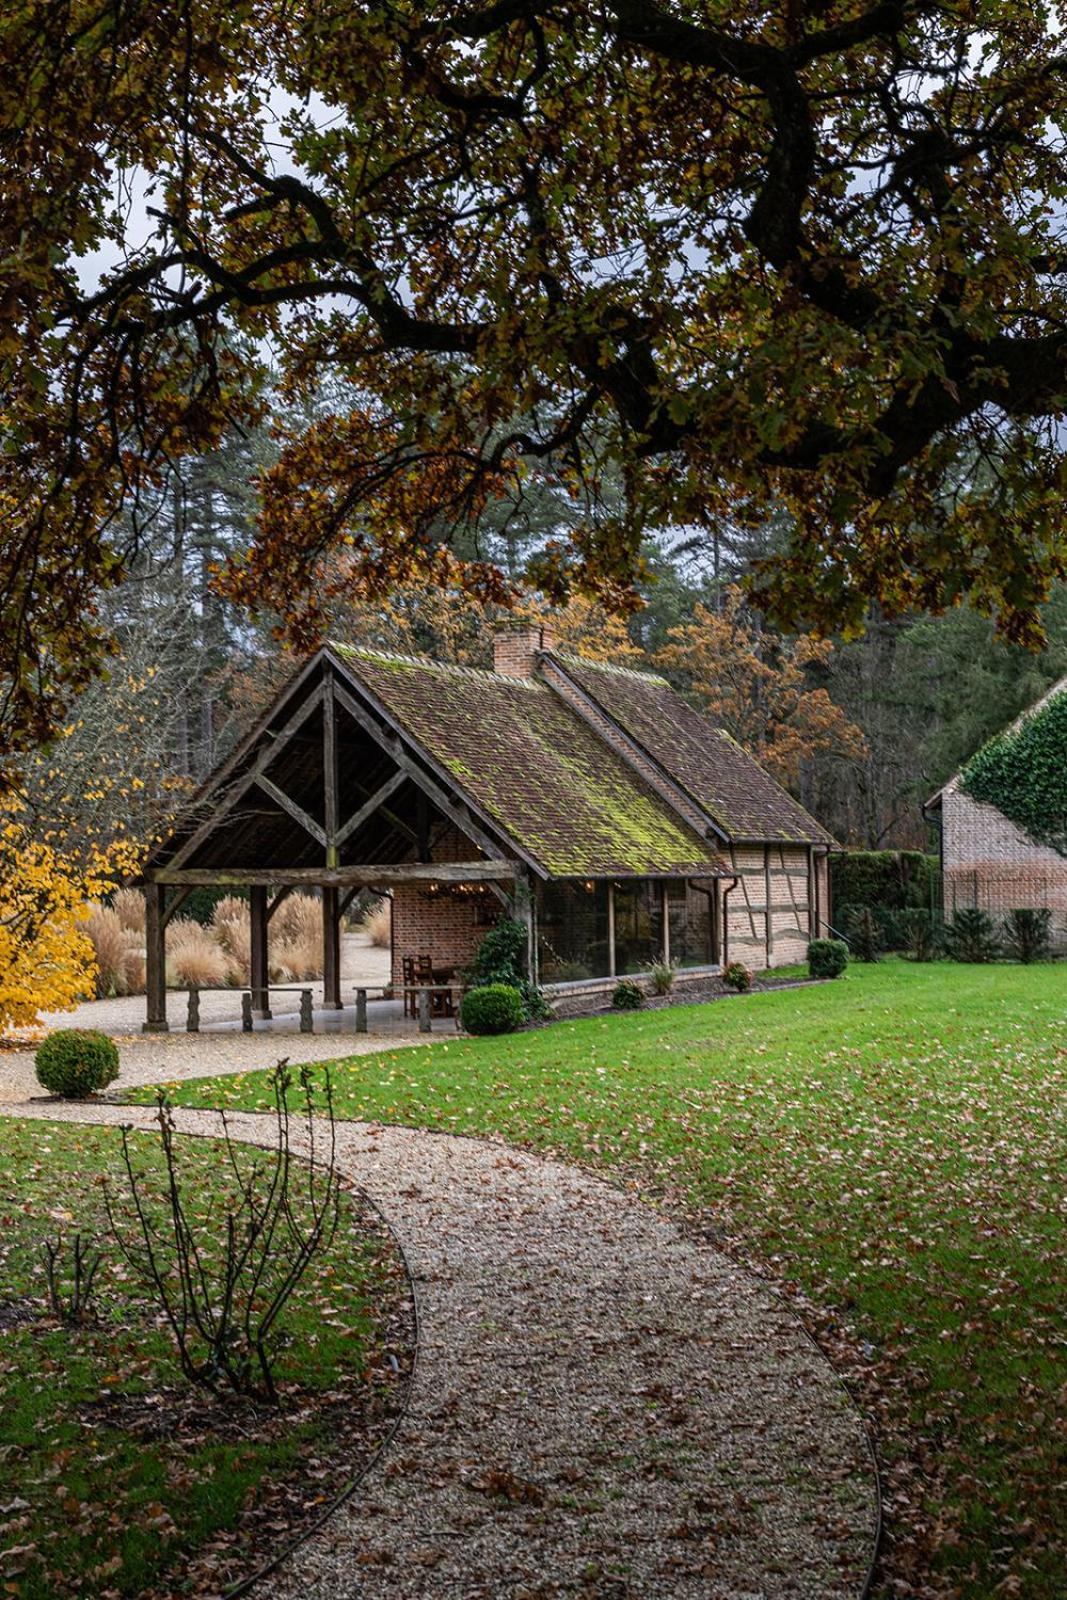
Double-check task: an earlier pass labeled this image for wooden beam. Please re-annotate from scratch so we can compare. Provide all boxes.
[255,774,328,848]
[323,665,339,869]
[151,861,519,888]
[335,769,407,849]
[266,886,294,924]
[142,652,331,874]
[167,686,324,870]
[332,680,531,870]
[160,886,191,929]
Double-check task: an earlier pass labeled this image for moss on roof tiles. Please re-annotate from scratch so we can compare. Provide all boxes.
[553,653,835,846]
[328,643,725,877]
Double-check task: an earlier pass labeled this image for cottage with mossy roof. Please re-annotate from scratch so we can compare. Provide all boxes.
[925,674,1067,951]
[137,621,836,1030]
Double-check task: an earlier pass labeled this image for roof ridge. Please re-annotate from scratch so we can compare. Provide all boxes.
[327,640,542,689]
[549,650,669,686]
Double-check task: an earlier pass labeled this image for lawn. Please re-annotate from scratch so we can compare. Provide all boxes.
[0,1118,412,1599]
[145,960,1066,1599]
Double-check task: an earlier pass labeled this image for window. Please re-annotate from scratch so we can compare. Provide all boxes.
[537,880,611,982]
[612,880,664,974]
[667,882,715,968]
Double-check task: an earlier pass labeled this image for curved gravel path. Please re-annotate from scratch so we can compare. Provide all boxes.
[1,1100,877,1598]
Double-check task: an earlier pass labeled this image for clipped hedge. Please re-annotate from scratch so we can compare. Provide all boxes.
[35,1029,119,1098]
[808,939,849,979]
[831,850,939,917]
[459,983,526,1036]
[961,689,1067,857]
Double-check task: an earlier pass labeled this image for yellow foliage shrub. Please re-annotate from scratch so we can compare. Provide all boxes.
[0,794,126,1032]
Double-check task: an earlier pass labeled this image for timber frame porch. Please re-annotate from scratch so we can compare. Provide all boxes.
[138,653,533,1032]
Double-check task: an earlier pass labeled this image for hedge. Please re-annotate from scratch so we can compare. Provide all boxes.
[830,850,939,915]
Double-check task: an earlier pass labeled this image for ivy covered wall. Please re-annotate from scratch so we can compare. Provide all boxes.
[960,690,1067,858]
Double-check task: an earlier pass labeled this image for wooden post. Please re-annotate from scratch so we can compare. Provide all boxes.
[607,882,616,977]
[661,881,671,965]
[143,883,169,1033]
[418,988,431,1033]
[299,989,314,1033]
[323,665,339,869]
[513,866,536,984]
[241,992,253,1032]
[355,987,367,1033]
[322,885,342,1008]
[250,886,270,1017]
[764,844,773,967]
[186,988,200,1033]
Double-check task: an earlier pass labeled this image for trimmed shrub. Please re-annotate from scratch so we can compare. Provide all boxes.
[722,961,752,992]
[611,979,644,1010]
[1001,908,1052,964]
[808,938,848,979]
[943,908,1000,963]
[897,908,943,962]
[646,957,677,995]
[460,983,526,1035]
[35,1029,119,1098]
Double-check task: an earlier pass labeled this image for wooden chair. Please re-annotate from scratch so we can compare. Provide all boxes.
[401,955,417,1017]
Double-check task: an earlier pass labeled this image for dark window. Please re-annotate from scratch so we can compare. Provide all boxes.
[537,880,611,982]
[612,880,664,974]
[668,882,715,967]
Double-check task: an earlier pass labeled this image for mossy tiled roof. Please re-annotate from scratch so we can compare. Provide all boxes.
[553,655,835,846]
[329,645,727,878]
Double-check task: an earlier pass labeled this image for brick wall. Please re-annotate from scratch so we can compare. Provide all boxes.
[390,883,499,987]
[724,843,814,969]
[943,788,1067,948]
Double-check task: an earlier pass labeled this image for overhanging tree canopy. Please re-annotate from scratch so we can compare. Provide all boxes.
[3,0,1067,754]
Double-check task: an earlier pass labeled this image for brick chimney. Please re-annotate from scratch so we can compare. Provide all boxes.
[492,619,555,678]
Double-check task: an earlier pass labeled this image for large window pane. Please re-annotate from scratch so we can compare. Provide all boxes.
[538,880,611,982]
[612,880,664,974]
[668,882,715,968]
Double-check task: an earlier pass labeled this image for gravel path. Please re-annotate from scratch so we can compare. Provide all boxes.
[1,1100,878,1598]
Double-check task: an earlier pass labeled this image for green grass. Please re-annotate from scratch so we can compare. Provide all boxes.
[0,1120,406,1599]
[145,960,1066,1599]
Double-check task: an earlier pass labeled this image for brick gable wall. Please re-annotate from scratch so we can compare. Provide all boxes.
[943,788,1067,948]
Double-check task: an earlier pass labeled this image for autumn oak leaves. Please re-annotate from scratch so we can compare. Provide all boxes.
[3,0,1067,754]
